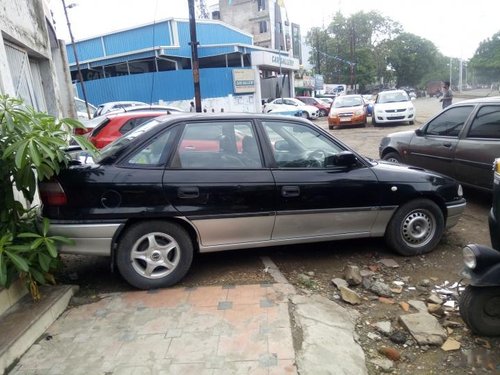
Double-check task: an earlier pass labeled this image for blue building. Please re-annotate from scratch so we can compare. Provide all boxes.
[67,18,299,112]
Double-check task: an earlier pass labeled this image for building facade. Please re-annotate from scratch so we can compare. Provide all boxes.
[66,18,300,112]
[0,0,74,117]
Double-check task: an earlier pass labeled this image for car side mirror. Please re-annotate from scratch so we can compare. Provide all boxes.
[415,129,424,136]
[325,151,357,168]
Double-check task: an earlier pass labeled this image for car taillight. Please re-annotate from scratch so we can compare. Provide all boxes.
[74,127,90,136]
[39,180,67,206]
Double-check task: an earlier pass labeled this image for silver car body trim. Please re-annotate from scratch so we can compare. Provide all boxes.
[446,201,467,228]
[191,216,275,246]
[49,223,121,256]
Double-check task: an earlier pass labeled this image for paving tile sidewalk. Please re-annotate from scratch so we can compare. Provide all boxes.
[9,283,298,375]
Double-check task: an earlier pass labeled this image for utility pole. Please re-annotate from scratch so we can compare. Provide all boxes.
[188,0,202,112]
[62,0,91,119]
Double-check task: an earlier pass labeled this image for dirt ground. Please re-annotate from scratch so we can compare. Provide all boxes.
[56,98,500,374]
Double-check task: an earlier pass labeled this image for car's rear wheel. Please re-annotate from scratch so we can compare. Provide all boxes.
[385,199,444,256]
[319,109,327,117]
[382,152,402,163]
[116,221,193,289]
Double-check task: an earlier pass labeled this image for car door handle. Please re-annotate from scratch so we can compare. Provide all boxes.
[281,186,300,198]
[178,187,199,199]
[442,142,452,148]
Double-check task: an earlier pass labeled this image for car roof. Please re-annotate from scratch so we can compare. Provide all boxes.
[455,96,500,105]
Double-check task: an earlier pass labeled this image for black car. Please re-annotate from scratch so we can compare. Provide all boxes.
[39,113,466,289]
[379,97,500,191]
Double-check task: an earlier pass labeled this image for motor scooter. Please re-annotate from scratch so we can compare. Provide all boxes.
[459,159,500,336]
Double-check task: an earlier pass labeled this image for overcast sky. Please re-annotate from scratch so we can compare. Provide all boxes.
[50,0,499,59]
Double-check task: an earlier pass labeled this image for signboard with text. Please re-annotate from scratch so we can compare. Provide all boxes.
[232,69,255,94]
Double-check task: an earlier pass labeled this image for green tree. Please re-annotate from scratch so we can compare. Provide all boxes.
[469,31,500,84]
[387,33,441,87]
[0,95,95,300]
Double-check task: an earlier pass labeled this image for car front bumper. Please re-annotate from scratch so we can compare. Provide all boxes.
[446,199,467,228]
[374,111,414,123]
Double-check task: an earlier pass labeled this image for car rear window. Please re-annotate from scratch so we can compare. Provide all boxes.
[467,105,500,139]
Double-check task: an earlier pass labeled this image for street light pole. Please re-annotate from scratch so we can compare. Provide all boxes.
[62,0,91,119]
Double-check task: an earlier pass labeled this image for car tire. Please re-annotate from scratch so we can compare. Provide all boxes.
[385,199,444,256]
[328,124,334,130]
[409,120,415,125]
[116,221,193,289]
[372,117,377,126]
[382,152,402,163]
[459,286,500,336]
[319,109,327,117]
[302,111,309,119]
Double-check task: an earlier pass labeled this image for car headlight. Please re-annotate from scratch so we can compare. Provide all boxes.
[463,246,477,269]
[354,109,364,116]
[494,159,500,174]
[457,184,463,197]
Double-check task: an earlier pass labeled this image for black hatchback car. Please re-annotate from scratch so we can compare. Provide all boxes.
[39,114,466,289]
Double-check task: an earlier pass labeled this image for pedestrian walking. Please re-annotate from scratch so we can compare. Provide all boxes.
[440,81,453,109]
[189,101,195,112]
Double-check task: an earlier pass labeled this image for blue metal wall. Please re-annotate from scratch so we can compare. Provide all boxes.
[76,68,238,105]
[68,20,252,63]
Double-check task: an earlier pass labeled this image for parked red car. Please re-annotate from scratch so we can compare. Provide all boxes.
[88,111,166,149]
[295,96,331,116]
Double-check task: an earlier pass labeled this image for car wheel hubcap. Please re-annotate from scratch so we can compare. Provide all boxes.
[130,232,180,279]
[401,210,435,247]
[387,157,399,163]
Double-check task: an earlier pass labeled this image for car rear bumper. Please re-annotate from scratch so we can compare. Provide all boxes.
[49,222,122,256]
[446,199,467,228]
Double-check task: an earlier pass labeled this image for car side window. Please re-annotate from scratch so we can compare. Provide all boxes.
[120,117,154,135]
[425,106,474,137]
[127,129,173,166]
[173,122,262,169]
[262,121,344,168]
[467,105,500,139]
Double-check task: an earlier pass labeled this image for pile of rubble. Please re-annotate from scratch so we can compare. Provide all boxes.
[300,258,471,372]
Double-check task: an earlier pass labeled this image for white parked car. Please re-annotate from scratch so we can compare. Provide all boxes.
[372,90,415,126]
[263,98,320,119]
[93,101,148,118]
[74,97,96,120]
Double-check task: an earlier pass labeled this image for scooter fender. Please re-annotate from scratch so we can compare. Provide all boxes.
[464,244,500,287]
[468,263,500,286]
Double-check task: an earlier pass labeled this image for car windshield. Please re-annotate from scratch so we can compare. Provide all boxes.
[95,118,164,162]
[378,92,410,103]
[334,97,363,108]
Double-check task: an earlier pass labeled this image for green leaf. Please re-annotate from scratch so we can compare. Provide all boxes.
[42,218,50,237]
[28,141,42,167]
[0,254,7,286]
[45,240,58,258]
[14,141,29,169]
[17,232,41,239]
[5,250,30,272]
[38,252,51,272]
[30,267,46,285]
[31,238,45,250]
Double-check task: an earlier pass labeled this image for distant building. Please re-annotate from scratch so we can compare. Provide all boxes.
[65,18,300,111]
[217,0,292,53]
[0,0,74,117]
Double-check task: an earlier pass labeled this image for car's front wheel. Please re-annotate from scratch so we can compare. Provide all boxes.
[319,109,327,117]
[116,221,193,289]
[385,199,444,256]
[382,152,402,163]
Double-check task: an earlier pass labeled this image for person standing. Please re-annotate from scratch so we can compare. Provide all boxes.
[189,101,195,112]
[440,81,453,109]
